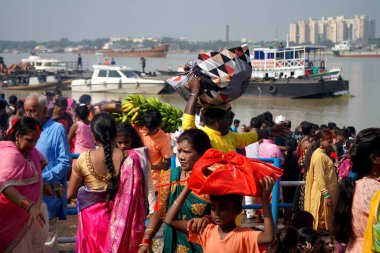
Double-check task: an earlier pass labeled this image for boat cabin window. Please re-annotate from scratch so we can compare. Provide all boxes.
[254,51,265,60]
[36,62,43,67]
[108,70,121,78]
[285,52,294,59]
[276,52,284,59]
[267,53,275,59]
[98,70,107,77]
[122,70,139,78]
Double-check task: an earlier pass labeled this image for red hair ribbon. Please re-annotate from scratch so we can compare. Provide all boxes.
[6,117,20,136]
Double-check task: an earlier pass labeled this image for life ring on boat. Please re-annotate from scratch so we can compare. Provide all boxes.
[320,61,325,69]
[268,85,277,94]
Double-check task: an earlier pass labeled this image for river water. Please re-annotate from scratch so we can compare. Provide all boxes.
[1,52,379,131]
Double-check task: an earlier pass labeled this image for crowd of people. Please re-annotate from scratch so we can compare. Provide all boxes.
[0,86,379,253]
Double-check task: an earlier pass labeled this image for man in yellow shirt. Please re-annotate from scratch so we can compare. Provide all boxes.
[182,77,284,152]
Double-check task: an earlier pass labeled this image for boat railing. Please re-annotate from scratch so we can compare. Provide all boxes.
[252,58,305,70]
[58,61,90,72]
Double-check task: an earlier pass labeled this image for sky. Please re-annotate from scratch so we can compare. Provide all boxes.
[1,0,380,42]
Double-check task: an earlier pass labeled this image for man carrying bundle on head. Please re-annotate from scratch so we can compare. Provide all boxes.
[182,76,284,153]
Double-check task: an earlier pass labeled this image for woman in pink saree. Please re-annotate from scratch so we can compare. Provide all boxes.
[68,113,150,253]
[0,117,48,252]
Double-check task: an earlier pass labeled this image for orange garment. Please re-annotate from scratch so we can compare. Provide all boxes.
[188,224,262,253]
[135,125,171,191]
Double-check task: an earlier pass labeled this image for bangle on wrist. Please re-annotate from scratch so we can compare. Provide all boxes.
[189,93,197,97]
[144,228,155,235]
[322,190,331,198]
[140,238,152,246]
[323,193,331,199]
[19,198,32,210]
[26,202,36,212]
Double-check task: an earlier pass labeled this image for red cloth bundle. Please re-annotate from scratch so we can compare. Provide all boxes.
[188,149,283,197]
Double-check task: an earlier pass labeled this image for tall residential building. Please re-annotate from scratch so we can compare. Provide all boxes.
[309,18,318,44]
[298,20,310,44]
[289,23,298,43]
[289,15,376,44]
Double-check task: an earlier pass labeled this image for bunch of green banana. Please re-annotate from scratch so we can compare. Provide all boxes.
[158,102,182,133]
[120,94,182,133]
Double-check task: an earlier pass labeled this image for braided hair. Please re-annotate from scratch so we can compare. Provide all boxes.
[334,128,380,243]
[91,113,118,202]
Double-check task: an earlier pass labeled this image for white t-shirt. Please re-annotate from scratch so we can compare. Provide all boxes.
[245,142,259,158]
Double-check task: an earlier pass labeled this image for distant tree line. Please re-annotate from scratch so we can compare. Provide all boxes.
[0,37,275,53]
[0,38,109,52]
[1,36,365,53]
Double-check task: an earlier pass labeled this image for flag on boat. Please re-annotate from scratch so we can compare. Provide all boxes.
[167,45,252,105]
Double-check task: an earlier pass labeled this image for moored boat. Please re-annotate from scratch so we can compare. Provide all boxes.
[156,66,185,76]
[21,54,87,72]
[248,45,349,98]
[102,44,169,58]
[71,65,166,94]
[0,74,71,91]
[332,41,380,58]
[332,49,380,58]
[247,78,349,98]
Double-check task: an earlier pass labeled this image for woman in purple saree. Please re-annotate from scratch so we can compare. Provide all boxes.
[68,113,150,253]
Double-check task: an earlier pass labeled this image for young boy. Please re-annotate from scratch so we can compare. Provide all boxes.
[163,176,275,252]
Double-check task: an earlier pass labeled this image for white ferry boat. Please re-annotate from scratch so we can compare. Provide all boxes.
[71,65,166,94]
[247,45,349,98]
[332,41,353,52]
[21,55,67,72]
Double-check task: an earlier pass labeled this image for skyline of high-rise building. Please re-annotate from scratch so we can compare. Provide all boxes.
[289,15,376,45]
